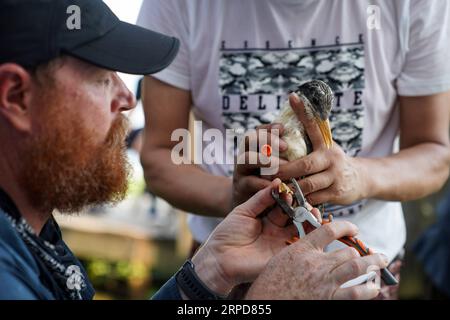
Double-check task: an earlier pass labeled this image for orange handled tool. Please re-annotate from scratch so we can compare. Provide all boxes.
[271,178,398,286]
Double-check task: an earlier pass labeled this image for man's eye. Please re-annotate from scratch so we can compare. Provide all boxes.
[98,77,111,86]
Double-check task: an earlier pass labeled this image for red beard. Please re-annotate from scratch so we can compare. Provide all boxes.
[18,99,131,214]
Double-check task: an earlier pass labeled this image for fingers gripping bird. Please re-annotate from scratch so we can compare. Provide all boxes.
[271,86,400,286]
[274,80,334,161]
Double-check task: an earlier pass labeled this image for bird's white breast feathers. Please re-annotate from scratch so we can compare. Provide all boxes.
[273,100,308,161]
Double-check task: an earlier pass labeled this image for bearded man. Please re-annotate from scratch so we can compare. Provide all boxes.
[0,0,179,299]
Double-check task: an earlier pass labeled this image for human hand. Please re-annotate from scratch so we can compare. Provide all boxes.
[192,178,302,296]
[246,220,388,300]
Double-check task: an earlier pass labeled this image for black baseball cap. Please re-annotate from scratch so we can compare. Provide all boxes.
[0,0,180,75]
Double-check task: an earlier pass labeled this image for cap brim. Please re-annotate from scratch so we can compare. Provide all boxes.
[68,21,179,75]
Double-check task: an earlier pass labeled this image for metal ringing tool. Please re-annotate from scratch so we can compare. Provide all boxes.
[271,178,398,286]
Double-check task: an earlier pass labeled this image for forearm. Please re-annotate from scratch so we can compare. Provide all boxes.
[141,147,232,217]
[359,142,450,201]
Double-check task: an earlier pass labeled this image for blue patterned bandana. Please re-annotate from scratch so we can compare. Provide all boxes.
[0,188,95,300]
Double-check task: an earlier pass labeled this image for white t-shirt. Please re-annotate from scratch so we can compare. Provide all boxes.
[137,0,450,261]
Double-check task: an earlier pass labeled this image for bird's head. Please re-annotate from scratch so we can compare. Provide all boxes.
[295,80,334,148]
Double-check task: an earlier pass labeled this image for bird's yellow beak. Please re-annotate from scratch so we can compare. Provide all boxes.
[315,118,333,149]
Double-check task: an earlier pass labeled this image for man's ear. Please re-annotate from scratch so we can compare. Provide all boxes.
[0,63,33,132]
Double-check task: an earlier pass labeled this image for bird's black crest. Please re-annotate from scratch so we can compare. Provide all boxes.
[295,80,334,120]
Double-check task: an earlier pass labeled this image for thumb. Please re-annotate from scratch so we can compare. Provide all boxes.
[289,93,326,150]
[234,178,282,218]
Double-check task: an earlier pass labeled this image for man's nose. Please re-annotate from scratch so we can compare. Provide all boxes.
[112,73,137,112]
